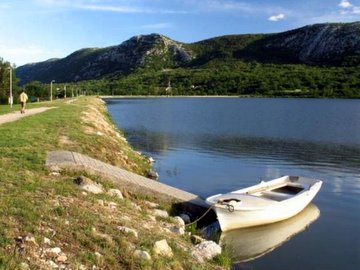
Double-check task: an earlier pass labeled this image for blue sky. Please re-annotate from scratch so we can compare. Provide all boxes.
[0,0,359,66]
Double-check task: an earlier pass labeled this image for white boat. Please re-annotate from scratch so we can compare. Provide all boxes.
[206,175,322,231]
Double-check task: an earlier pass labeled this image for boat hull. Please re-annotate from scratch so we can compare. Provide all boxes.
[207,176,322,231]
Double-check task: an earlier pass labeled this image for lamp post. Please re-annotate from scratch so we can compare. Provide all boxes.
[50,80,55,101]
[7,67,13,108]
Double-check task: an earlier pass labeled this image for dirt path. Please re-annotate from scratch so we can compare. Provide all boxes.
[0,107,57,125]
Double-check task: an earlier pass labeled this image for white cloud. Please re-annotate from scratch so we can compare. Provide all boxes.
[300,0,360,24]
[0,3,11,9]
[292,0,357,25]
[78,4,146,13]
[194,0,255,13]
[79,4,187,14]
[268,13,285,21]
[36,0,188,14]
[184,0,288,16]
[338,0,360,15]
[339,0,353,8]
[353,6,360,13]
[140,23,172,29]
[0,43,62,66]
[38,0,286,16]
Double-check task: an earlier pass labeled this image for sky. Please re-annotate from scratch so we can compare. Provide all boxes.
[0,0,359,66]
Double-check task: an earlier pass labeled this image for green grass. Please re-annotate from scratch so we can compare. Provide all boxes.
[0,99,57,115]
[0,96,229,269]
[213,245,232,268]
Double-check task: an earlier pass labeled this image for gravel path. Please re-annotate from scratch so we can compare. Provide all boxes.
[0,107,57,125]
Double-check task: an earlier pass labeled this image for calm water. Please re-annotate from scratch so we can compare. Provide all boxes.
[106,97,360,270]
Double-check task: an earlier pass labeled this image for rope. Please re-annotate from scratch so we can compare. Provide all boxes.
[185,204,216,227]
[185,197,241,227]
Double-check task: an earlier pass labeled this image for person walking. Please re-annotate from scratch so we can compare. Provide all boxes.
[19,89,28,114]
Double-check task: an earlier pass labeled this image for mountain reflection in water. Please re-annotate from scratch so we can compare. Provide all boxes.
[221,204,320,265]
[125,128,360,173]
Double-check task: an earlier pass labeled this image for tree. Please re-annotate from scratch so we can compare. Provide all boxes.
[0,59,20,104]
[25,81,48,100]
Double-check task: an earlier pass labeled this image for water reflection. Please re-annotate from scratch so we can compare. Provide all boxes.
[221,204,320,264]
[125,128,360,173]
[107,98,360,269]
[126,127,172,154]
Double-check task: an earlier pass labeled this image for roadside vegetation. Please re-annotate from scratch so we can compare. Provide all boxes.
[17,62,360,100]
[97,61,360,98]
[2,54,360,103]
[0,97,228,269]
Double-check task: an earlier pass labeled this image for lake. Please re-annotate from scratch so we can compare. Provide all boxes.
[106,97,360,270]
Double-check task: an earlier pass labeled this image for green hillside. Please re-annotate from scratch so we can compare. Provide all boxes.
[11,22,360,99]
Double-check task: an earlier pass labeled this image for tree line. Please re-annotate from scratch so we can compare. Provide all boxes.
[72,61,360,98]
[1,57,359,104]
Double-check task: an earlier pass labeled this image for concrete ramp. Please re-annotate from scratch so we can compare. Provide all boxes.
[46,151,208,209]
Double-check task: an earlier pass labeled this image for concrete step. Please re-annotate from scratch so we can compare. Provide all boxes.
[46,150,208,210]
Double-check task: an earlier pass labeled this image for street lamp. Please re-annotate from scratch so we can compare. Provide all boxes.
[7,67,13,108]
[50,80,55,101]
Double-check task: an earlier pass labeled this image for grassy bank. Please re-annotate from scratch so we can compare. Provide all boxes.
[0,97,228,269]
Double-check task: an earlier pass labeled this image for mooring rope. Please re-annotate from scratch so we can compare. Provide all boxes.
[185,198,240,227]
[185,204,217,227]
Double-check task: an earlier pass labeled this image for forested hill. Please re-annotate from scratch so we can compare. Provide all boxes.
[16,22,360,85]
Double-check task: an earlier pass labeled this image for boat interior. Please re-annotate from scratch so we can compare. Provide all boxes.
[257,185,305,202]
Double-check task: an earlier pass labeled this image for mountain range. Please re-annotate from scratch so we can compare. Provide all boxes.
[16,22,360,85]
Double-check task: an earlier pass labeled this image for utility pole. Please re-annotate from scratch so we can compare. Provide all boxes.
[50,80,55,101]
[7,67,13,108]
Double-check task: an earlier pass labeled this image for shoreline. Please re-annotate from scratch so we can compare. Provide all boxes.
[101,95,244,99]
[100,95,356,100]
[0,97,229,269]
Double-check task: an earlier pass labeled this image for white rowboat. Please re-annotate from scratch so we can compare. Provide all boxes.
[206,175,322,231]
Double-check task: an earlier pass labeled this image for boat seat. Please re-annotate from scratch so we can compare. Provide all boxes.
[260,190,293,201]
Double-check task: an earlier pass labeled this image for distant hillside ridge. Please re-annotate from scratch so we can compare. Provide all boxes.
[238,22,360,65]
[17,34,193,84]
[16,22,360,84]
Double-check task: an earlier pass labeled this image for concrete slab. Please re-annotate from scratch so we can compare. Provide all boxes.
[46,150,208,209]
